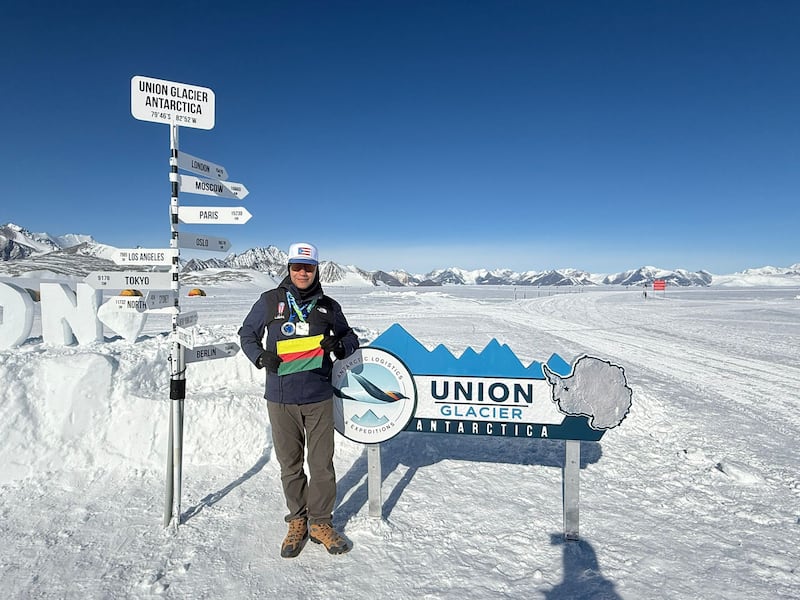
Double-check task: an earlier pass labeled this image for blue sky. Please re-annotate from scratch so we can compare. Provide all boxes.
[2,1,798,274]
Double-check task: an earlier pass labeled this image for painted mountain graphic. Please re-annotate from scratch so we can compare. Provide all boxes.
[369,323,572,378]
[351,409,390,427]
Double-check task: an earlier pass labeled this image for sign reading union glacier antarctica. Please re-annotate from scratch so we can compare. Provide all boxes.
[131,75,215,130]
[332,324,632,444]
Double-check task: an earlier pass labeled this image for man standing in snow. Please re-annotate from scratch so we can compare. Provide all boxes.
[239,242,359,558]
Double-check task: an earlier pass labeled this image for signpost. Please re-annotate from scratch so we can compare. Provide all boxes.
[175,326,195,349]
[131,74,245,530]
[84,271,174,290]
[184,342,240,364]
[179,174,249,200]
[106,292,176,313]
[131,76,215,130]
[177,206,252,225]
[178,232,231,253]
[106,295,150,313]
[176,310,198,329]
[111,248,178,266]
[177,150,228,180]
[144,290,176,311]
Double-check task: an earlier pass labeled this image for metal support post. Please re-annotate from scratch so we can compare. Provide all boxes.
[164,123,186,528]
[563,439,580,541]
[367,444,382,518]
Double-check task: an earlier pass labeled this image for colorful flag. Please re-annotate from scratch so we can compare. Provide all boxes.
[276,334,324,375]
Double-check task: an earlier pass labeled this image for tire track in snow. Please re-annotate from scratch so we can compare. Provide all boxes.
[502,292,800,437]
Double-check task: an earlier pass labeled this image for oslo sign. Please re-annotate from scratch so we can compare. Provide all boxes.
[131,76,215,130]
[178,206,252,225]
[177,151,228,181]
[111,248,178,266]
[179,174,248,200]
[178,232,231,253]
[84,271,174,290]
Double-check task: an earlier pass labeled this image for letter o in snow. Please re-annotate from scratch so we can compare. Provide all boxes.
[0,282,35,349]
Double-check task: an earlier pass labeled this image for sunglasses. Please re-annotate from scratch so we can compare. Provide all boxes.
[290,263,317,272]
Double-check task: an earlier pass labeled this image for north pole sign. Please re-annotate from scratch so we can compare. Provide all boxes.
[131,76,215,130]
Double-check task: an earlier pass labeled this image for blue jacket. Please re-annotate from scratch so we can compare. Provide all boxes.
[238,275,358,405]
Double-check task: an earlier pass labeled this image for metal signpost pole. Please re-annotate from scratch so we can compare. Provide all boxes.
[131,75,220,528]
[165,123,186,528]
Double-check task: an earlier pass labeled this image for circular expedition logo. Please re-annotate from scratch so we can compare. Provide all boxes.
[332,347,417,444]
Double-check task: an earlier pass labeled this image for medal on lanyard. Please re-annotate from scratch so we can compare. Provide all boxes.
[286,292,315,337]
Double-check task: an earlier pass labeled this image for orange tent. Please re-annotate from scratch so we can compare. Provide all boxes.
[187,288,206,297]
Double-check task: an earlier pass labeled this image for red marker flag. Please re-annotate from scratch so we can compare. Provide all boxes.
[276,334,325,375]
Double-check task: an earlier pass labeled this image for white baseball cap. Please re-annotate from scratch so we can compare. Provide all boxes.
[287,242,319,265]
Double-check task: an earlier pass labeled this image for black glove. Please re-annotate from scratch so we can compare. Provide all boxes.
[257,350,282,372]
[320,335,347,360]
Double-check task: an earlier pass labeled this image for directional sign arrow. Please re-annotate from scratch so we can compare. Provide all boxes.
[106,295,150,313]
[144,290,176,311]
[178,206,252,225]
[84,271,175,290]
[175,326,195,349]
[178,232,231,252]
[179,174,248,200]
[184,342,240,364]
[177,151,228,181]
[176,310,198,329]
[111,248,178,266]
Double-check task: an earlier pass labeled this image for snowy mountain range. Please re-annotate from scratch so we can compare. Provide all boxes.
[2,222,799,287]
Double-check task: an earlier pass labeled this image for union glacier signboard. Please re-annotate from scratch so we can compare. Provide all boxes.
[332,323,632,444]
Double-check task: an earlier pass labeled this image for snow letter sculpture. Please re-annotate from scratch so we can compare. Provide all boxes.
[40,283,103,345]
[0,282,35,349]
[543,356,632,430]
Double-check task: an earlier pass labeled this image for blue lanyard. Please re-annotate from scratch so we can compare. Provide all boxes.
[286,292,317,323]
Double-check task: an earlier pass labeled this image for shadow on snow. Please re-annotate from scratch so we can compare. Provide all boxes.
[334,432,619,599]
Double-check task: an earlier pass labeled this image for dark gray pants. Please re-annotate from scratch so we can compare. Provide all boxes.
[267,398,336,525]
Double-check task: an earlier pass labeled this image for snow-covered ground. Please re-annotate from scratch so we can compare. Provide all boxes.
[1,283,799,599]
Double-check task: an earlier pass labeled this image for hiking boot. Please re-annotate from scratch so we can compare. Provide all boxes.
[309,522,351,555]
[280,518,308,558]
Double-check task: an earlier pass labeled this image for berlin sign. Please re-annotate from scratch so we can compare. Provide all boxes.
[131,76,215,130]
[184,342,240,364]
